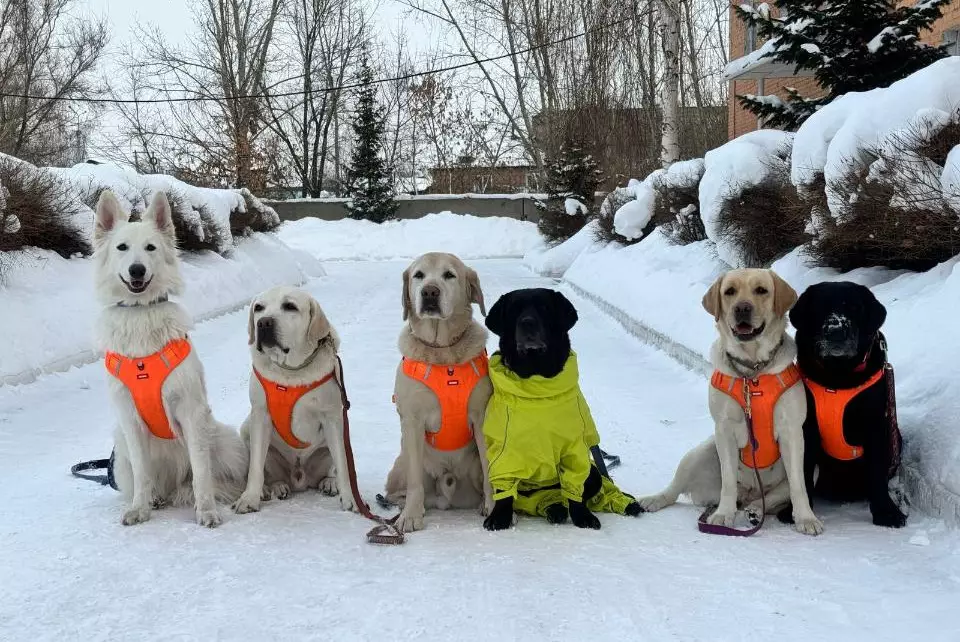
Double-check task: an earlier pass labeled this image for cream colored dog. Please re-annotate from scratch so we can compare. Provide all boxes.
[233,286,356,514]
[639,269,823,535]
[383,253,494,532]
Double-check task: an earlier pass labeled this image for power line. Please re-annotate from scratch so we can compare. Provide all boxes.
[0,16,633,105]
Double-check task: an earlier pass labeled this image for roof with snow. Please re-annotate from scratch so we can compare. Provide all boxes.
[724,39,817,81]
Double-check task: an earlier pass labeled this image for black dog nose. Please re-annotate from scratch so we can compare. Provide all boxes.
[257,317,274,331]
[422,285,440,299]
[734,301,753,322]
[128,263,146,280]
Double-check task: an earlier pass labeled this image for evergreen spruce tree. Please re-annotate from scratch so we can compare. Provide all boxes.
[736,0,950,130]
[537,140,605,243]
[345,53,397,222]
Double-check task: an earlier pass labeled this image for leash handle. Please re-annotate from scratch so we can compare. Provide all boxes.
[331,355,404,545]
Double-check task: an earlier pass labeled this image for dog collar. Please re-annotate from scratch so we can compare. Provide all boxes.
[116,294,169,308]
[272,337,330,372]
[725,337,785,379]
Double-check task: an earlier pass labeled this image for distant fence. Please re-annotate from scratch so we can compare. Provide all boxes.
[265,194,547,223]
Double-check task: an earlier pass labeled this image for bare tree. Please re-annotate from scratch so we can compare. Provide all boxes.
[0,0,107,166]
[660,0,681,166]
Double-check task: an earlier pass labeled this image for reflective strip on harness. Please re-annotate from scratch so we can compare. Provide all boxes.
[710,364,802,469]
[105,338,192,440]
[802,368,885,461]
[254,369,334,449]
[401,351,489,451]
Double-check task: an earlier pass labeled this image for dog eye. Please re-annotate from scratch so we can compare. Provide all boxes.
[281,302,298,312]
[723,287,736,296]
[755,286,769,295]
[117,243,128,251]
[145,244,156,252]
[442,270,456,280]
[413,271,424,279]
[253,303,264,313]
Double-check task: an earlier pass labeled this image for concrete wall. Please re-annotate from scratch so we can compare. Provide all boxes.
[266,196,544,223]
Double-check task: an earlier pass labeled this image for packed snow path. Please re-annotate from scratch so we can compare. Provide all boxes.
[1,259,958,641]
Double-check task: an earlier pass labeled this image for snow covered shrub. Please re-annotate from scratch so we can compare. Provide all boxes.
[537,141,604,244]
[145,188,228,254]
[701,130,806,267]
[808,112,960,272]
[0,157,90,259]
[595,185,642,245]
[231,188,280,237]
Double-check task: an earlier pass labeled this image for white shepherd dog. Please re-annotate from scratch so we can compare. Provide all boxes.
[94,190,247,527]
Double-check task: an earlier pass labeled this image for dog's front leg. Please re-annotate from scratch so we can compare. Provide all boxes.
[707,421,741,527]
[865,424,906,528]
[325,412,357,512]
[779,423,824,536]
[395,415,427,532]
[472,421,494,516]
[179,405,222,528]
[234,413,272,514]
[120,417,153,526]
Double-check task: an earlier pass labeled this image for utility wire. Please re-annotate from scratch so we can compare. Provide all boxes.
[0,16,632,105]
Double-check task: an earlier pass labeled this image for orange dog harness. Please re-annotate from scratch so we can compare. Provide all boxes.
[105,338,192,440]
[802,369,885,461]
[401,352,489,451]
[711,364,802,469]
[254,369,335,449]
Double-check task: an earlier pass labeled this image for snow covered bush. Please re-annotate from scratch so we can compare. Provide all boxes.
[231,188,281,238]
[701,130,808,267]
[602,159,706,246]
[596,184,642,245]
[0,156,91,265]
[537,141,604,244]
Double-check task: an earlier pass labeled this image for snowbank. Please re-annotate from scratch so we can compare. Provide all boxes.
[700,130,794,267]
[613,160,705,241]
[278,212,542,261]
[523,220,604,277]
[548,236,960,524]
[0,234,323,386]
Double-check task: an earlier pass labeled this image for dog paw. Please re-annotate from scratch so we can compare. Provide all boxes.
[637,494,672,513]
[318,476,338,496]
[233,492,261,514]
[270,482,291,500]
[337,492,357,513]
[793,513,824,536]
[624,502,645,517]
[395,507,425,532]
[872,503,908,528]
[706,509,736,527]
[545,503,569,524]
[121,506,151,526]
[197,506,223,528]
[569,502,601,530]
[479,497,495,517]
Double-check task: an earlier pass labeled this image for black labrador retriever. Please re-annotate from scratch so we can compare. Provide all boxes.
[482,288,640,530]
[780,281,906,528]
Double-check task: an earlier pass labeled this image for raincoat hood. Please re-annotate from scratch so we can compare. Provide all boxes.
[487,351,581,401]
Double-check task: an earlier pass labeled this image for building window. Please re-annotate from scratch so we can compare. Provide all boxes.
[744,1,757,54]
[944,29,960,56]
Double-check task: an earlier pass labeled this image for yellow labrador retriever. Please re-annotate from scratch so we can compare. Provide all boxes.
[233,286,356,514]
[383,252,494,532]
[639,269,823,535]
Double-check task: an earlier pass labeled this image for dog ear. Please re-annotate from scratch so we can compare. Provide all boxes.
[702,275,724,320]
[148,191,175,239]
[864,287,887,335]
[552,290,578,331]
[95,190,123,243]
[485,292,511,336]
[788,287,811,332]
[401,267,412,321]
[771,271,798,318]
[247,298,257,345]
[307,297,332,346]
[466,267,486,316]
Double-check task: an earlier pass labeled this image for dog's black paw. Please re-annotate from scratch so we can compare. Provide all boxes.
[777,505,795,524]
[483,499,514,531]
[872,501,907,528]
[569,501,601,530]
[624,501,644,517]
[545,503,568,524]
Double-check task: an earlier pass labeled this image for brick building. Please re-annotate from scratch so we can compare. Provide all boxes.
[725,1,960,140]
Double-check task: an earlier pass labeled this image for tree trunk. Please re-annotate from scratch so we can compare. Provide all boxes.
[659,0,681,167]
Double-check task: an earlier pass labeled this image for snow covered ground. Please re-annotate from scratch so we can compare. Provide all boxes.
[2,254,960,640]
